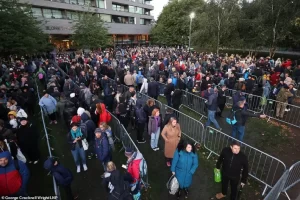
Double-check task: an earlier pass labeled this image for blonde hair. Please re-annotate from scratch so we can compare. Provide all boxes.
[99,122,108,129]
[106,161,116,172]
[151,108,160,117]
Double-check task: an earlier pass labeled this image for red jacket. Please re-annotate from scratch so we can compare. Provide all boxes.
[195,73,201,81]
[270,73,280,86]
[96,103,111,127]
[127,152,143,183]
[282,60,292,68]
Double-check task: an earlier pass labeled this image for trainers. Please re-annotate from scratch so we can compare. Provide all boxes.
[49,121,53,125]
[88,155,92,160]
[137,139,146,144]
[166,161,171,167]
[154,147,160,151]
[33,160,39,164]
[54,120,58,124]
[95,154,97,158]
[216,193,226,199]
[28,161,32,164]
[83,164,88,171]
[77,166,81,173]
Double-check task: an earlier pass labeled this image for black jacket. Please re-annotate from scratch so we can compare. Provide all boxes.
[232,106,259,126]
[164,83,175,96]
[216,147,248,183]
[147,81,159,98]
[217,90,226,105]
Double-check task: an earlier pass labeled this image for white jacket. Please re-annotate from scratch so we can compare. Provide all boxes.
[140,78,148,93]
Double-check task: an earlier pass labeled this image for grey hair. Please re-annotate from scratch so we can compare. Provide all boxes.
[167,78,172,83]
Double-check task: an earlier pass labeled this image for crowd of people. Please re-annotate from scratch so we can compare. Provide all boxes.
[0,46,298,199]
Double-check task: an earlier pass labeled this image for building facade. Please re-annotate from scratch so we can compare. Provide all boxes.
[19,0,154,49]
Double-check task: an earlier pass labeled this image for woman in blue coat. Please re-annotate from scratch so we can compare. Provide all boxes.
[39,90,57,124]
[171,141,198,199]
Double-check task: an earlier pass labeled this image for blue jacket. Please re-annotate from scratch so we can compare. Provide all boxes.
[39,95,57,114]
[81,112,96,142]
[0,151,29,196]
[171,150,198,188]
[207,90,218,111]
[43,158,73,186]
[95,133,111,163]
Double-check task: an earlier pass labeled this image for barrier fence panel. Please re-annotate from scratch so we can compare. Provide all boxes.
[35,79,61,199]
[264,99,300,129]
[264,171,289,200]
[180,90,207,120]
[204,126,286,195]
[160,104,205,145]
[283,161,300,199]
[109,113,149,188]
[224,89,264,113]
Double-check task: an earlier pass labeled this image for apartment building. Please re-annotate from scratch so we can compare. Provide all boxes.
[19,0,154,49]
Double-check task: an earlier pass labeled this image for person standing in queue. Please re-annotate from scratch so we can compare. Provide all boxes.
[171,141,198,199]
[215,141,248,200]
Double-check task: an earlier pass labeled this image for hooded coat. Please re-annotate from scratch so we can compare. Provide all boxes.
[171,150,198,188]
[95,132,111,163]
[0,151,30,196]
[44,158,73,186]
[127,151,143,183]
[80,112,96,142]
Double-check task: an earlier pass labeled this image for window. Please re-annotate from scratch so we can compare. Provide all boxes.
[77,0,84,5]
[100,14,111,22]
[67,11,79,20]
[43,9,53,18]
[70,0,77,4]
[135,7,143,14]
[85,0,91,6]
[129,6,135,13]
[96,0,105,8]
[129,17,135,24]
[112,15,122,23]
[140,18,144,25]
[52,10,62,19]
[31,7,43,17]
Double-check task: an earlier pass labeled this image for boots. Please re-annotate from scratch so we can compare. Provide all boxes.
[177,189,181,199]
[184,188,189,198]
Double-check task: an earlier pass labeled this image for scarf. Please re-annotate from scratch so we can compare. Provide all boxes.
[70,128,82,139]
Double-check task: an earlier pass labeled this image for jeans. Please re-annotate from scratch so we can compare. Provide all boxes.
[205,110,220,129]
[231,124,245,142]
[150,127,160,149]
[166,95,172,107]
[136,122,145,141]
[71,146,86,166]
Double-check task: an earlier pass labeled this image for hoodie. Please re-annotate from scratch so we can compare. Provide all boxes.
[207,89,218,111]
[81,112,96,142]
[0,151,29,196]
[43,158,73,186]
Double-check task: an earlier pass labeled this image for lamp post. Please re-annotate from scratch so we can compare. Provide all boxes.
[189,12,195,51]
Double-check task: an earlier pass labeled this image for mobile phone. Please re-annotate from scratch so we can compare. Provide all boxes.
[122,164,127,169]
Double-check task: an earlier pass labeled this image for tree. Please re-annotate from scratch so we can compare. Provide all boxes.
[0,0,49,56]
[192,0,241,54]
[71,12,110,50]
[150,0,205,46]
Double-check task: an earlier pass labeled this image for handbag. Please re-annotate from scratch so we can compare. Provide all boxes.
[82,139,89,151]
[16,148,27,163]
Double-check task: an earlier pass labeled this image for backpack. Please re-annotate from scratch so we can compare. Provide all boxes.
[135,106,146,124]
[166,174,179,195]
[115,102,127,116]
[138,75,144,84]
[226,109,240,125]
[79,124,88,138]
[38,72,44,79]
[139,158,147,178]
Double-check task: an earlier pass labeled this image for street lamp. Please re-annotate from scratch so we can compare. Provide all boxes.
[189,12,195,51]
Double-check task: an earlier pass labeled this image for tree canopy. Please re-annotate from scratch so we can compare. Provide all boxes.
[151,0,300,56]
[0,0,50,56]
[71,13,111,50]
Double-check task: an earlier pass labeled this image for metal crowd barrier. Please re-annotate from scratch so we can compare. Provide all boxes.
[204,126,287,196]
[180,90,208,120]
[264,161,300,200]
[264,98,300,129]
[108,111,149,188]
[159,104,205,145]
[34,79,61,199]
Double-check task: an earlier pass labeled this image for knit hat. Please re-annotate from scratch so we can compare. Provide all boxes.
[70,93,75,98]
[94,128,102,134]
[8,111,17,117]
[77,107,85,116]
[125,147,134,157]
[19,117,27,121]
[71,115,81,124]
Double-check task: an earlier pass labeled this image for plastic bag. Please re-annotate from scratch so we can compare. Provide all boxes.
[214,168,221,183]
[166,174,179,195]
